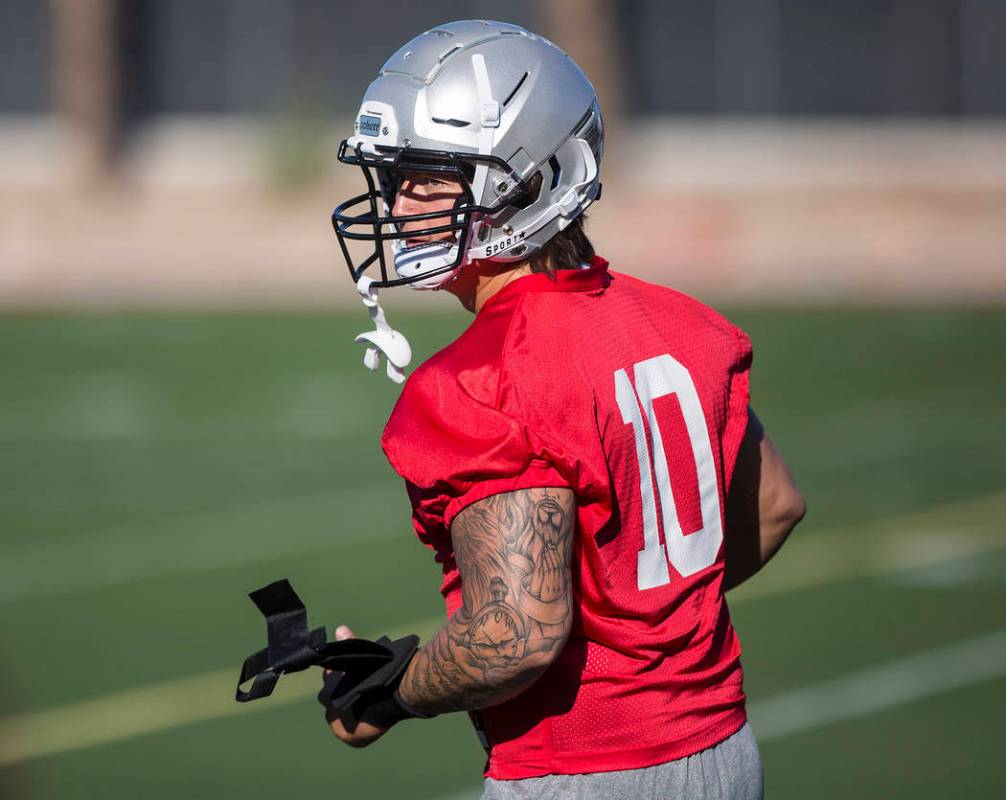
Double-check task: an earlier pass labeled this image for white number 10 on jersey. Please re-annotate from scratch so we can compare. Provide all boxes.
[614,354,723,590]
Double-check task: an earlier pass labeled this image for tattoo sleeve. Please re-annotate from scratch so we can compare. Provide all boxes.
[396,487,576,715]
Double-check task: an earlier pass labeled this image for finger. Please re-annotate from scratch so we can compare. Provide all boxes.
[335,625,355,641]
[329,717,349,740]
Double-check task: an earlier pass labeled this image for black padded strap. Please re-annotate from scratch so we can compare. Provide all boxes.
[249,580,324,675]
[358,689,434,728]
[236,646,280,702]
[318,634,433,730]
[318,634,420,718]
[235,578,402,703]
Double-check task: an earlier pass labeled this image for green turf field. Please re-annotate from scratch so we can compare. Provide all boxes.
[1,308,1004,799]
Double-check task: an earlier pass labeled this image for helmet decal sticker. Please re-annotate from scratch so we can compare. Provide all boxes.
[358,114,382,137]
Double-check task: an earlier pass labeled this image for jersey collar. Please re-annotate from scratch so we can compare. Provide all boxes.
[477,256,611,314]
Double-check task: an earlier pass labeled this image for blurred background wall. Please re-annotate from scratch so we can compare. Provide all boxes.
[1,0,1004,308]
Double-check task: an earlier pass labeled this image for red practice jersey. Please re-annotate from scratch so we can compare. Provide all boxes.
[382,257,753,779]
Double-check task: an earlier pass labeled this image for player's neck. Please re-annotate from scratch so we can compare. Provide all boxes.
[446,261,534,314]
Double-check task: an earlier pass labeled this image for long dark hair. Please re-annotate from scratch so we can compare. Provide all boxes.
[527,215,595,276]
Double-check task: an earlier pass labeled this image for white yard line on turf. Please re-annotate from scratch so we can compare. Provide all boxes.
[0,486,404,603]
[5,488,1002,606]
[432,628,1006,800]
[0,615,446,767]
[1,491,1004,766]
[0,370,370,442]
[748,627,1006,742]
[729,490,1006,604]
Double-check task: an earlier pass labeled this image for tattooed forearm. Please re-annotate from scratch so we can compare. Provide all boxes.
[397,487,576,715]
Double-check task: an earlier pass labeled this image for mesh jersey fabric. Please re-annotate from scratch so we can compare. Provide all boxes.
[381,257,753,780]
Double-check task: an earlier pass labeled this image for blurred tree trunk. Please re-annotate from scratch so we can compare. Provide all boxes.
[537,0,624,139]
[51,0,120,185]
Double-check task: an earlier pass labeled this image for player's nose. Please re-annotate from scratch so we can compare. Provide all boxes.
[391,189,409,218]
[392,177,423,216]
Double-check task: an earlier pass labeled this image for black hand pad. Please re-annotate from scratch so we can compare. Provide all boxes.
[235,578,403,702]
[317,633,419,725]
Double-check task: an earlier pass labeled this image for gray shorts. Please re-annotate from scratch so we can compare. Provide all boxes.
[481,722,763,800]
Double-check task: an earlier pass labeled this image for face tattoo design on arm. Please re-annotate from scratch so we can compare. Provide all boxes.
[397,487,576,714]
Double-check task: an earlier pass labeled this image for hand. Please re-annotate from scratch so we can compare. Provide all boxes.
[323,625,389,748]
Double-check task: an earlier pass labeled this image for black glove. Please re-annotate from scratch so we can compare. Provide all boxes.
[317,634,434,729]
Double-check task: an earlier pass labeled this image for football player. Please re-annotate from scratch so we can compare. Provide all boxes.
[325,20,805,800]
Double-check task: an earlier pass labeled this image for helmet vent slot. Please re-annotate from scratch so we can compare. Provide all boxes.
[431,116,471,128]
[503,72,529,106]
[439,43,463,63]
[510,171,542,210]
[548,155,562,190]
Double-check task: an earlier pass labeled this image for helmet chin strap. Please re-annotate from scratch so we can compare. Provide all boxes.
[354,275,412,383]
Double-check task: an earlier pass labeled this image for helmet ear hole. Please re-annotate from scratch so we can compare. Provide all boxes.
[510,172,542,210]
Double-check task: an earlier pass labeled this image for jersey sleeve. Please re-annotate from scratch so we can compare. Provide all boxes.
[382,360,571,530]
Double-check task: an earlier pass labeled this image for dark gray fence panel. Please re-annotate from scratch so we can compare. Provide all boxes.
[0,0,50,112]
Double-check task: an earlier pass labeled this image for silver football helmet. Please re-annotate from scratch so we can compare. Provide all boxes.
[332,19,604,291]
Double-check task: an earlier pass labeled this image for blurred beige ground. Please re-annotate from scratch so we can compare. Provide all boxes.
[2,119,1004,309]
